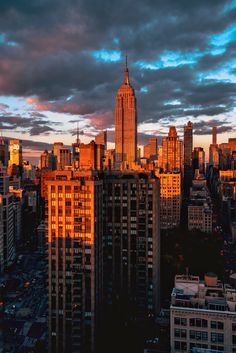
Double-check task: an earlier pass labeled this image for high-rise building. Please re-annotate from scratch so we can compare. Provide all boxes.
[53,143,71,170]
[170,273,236,353]
[159,127,183,172]
[0,137,8,167]
[95,130,107,150]
[79,141,105,171]
[103,171,160,318]
[9,139,22,167]
[115,57,137,169]
[144,138,158,160]
[46,170,103,353]
[184,121,193,190]
[40,150,55,171]
[155,171,182,229]
[209,127,219,168]
[192,147,205,174]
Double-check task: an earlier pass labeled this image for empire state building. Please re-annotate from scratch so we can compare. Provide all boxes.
[115,57,137,168]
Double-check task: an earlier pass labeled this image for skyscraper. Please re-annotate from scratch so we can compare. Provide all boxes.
[47,170,103,353]
[103,172,160,318]
[115,56,137,169]
[160,127,183,172]
[9,139,22,167]
[95,130,107,150]
[184,121,193,192]
[209,127,219,168]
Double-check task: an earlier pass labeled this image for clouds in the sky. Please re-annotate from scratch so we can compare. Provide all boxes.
[0,0,235,142]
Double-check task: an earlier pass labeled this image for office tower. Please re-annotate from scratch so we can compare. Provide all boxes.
[170,273,236,353]
[144,138,158,160]
[103,149,115,170]
[155,171,181,229]
[219,138,236,170]
[188,176,212,233]
[40,150,55,170]
[79,141,105,171]
[103,172,160,318]
[53,142,71,170]
[0,137,8,166]
[9,139,22,167]
[184,121,193,190]
[209,127,219,168]
[95,130,107,150]
[144,143,151,159]
[72,127,80,168]
[115,56,137,169]
[46,170,103,353]
[160,127,183,172]
[0,165,16,272]
[192,147,205,174]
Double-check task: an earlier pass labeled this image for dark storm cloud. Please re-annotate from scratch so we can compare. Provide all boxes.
[0,0,235,135]
[0,114,61,135]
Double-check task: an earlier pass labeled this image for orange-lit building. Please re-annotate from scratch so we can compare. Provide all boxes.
[9,139,22,167]
[159,127,183,173]
[46,170,103,353]
[209,127,219,168]
[95,130,107,149]
[53,142,71,170]
[115,57,137,169]
[144,137,158,160]
[155,170,182,229]
[79,141,104,170]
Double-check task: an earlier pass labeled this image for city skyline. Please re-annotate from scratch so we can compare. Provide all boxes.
[0,0,235,162]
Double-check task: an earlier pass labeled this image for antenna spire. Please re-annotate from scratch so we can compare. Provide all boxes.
[76,122,80,144]
[124,53,129,84]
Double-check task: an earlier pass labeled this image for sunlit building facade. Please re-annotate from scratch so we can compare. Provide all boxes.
[47,170,103,353]
[9,139,22,167]
[155,171,182,229]
[115,58,137,169]
[159,127,183,173]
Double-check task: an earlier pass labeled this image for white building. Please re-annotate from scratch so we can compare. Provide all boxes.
[170,273,236,353]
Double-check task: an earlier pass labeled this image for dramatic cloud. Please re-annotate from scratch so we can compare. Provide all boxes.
[0,0,235,142]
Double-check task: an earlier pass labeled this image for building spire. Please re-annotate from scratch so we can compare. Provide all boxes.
[124,53,129,85]
[76,122,80,144]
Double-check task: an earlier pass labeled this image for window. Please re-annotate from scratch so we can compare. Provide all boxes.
[211,321,224,330]
[174,341,187,351]
[211,332,224,344]
[175,329,186,339]
[190,318,208,328]
[174,317,187,326]
[190,330,208,341]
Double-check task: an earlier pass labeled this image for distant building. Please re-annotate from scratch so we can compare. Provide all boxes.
[79,140,105,170]
[144,138,158,160]
[159,127,183,173]
[155,171,182,229]
[193,147,205,174]
[115,57,137,168]
[209,127,219,168]
[53,142,71,170]
[184,121,193,191]
[170,273,236,353]
[9,139,22,167]
[95,130,107,149]
[0,137,8,167]
[188,174,212,233]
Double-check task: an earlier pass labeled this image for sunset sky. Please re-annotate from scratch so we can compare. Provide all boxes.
[0,0,236,163]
